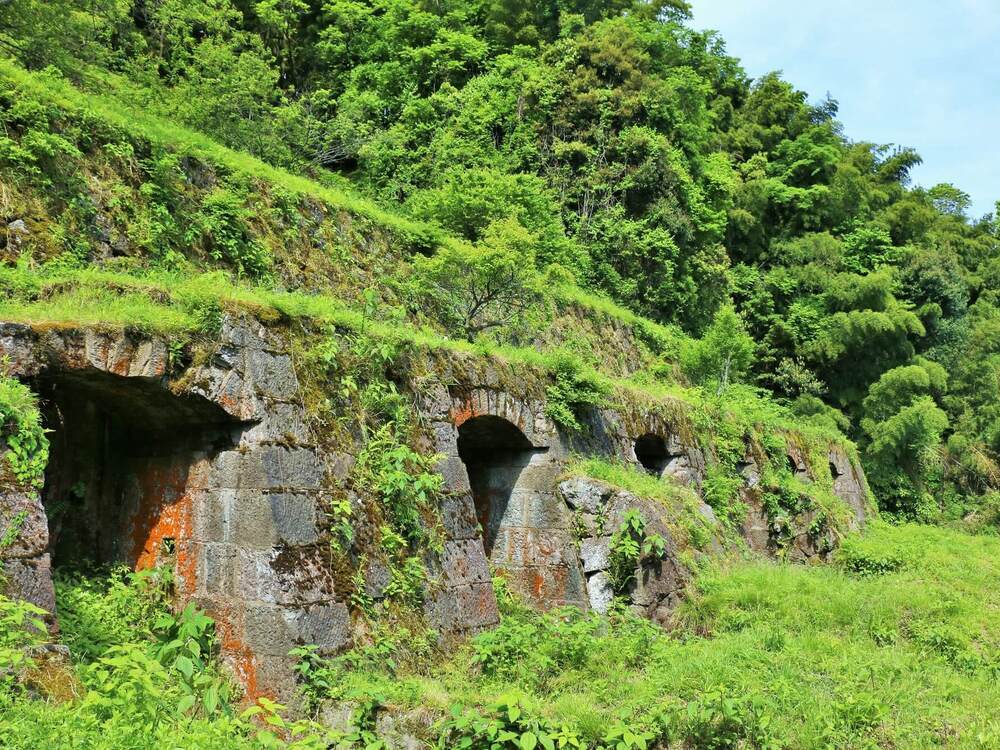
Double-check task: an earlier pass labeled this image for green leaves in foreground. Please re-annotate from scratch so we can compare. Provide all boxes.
[439,699,654,750]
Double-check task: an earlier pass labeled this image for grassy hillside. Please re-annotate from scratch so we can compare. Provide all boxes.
[2,1,1000,747]
[3,0,1000,519]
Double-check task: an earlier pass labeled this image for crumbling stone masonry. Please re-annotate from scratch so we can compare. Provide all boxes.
[0,318,872,703]
[0,320,346,703]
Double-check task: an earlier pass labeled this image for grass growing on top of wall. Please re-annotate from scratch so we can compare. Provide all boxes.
[0,60,682,357]
[564,456,721,551]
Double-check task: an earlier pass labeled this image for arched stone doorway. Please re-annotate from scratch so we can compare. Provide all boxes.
[634,433,670,475]
[457,415,585,609]
[34,368,239,572]
[457,415,536,556]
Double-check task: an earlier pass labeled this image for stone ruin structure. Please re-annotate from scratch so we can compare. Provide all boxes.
[0,317,871,702]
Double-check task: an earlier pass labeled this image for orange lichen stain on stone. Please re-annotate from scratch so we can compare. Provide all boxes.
[217,614,262,704]
[532,570,546,599]
[215,377,241,415]
[127,459,195,590]
[109,348,133,377]
[449,398,480,427]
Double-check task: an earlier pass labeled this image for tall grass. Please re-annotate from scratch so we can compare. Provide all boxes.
[350,523,1000,748]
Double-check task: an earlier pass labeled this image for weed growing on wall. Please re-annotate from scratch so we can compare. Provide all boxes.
[607,511,667,594]
[543,351,611,432]
[299,324,446,617]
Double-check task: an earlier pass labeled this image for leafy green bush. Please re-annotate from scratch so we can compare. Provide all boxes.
[607,510,666,594]
[543,352,610,432]
[54,566,171,661]
[186,187,272,280]
[355,427,443,549]
[0,375,49,487]
[836,534,912,577]
[152,601,232,716]
[0,594,47,691]
[471,608,602,689]
[437,699,584,750]
[675,688,778,750]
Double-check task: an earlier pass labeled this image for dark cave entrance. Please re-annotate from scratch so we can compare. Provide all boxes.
[34,369,239,570]
[635,433,670,475]
[457,416,541,557]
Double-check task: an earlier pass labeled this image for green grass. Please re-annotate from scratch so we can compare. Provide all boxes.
[0,59,437,250]
[330,523,1000,748]
[566,457,700,507]
[564,456,720,551]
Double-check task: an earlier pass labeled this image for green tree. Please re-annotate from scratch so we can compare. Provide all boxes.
[861,361,950,517]
[681,305,754,392]
[408,218,541,342]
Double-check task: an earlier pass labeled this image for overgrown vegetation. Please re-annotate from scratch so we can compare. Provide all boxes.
[1,1,999,746]
[4,0,995,517]
[283,523,1000,748]
[3,524,1000,747]
[0,374,48,487]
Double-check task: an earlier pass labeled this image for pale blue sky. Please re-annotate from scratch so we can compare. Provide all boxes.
[688,1,999,219]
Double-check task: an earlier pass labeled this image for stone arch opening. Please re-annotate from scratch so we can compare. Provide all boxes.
[455,415,584,608]
[786,454,799,475]
[34,369,241,571]
[635,433,669,475]
[457,416,536,556]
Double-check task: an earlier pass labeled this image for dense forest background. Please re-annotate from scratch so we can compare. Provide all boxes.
[3,0,999,521]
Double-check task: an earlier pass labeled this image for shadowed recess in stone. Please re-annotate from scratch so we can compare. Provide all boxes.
[34,369,244,570]
[634,433,669,475]
[457,416,542,557]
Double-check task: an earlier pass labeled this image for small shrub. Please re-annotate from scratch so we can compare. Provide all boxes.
[543,351,610,432]
[437,699,583,750]
[471,608,602,688]
[607,510,666,594]
[676,688,779,750]
[186,187,271,279]
[354,424,444,550]
[837,535,910,577]
[0,375,49,487]
[0,595,47,691]
[54,566,171,661]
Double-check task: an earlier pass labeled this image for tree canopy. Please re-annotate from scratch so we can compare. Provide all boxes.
[2,0,999,518]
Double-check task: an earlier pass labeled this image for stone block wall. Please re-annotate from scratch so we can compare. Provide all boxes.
[0,479,55,621]
[0,317,873,705]
[0,320,347,703]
